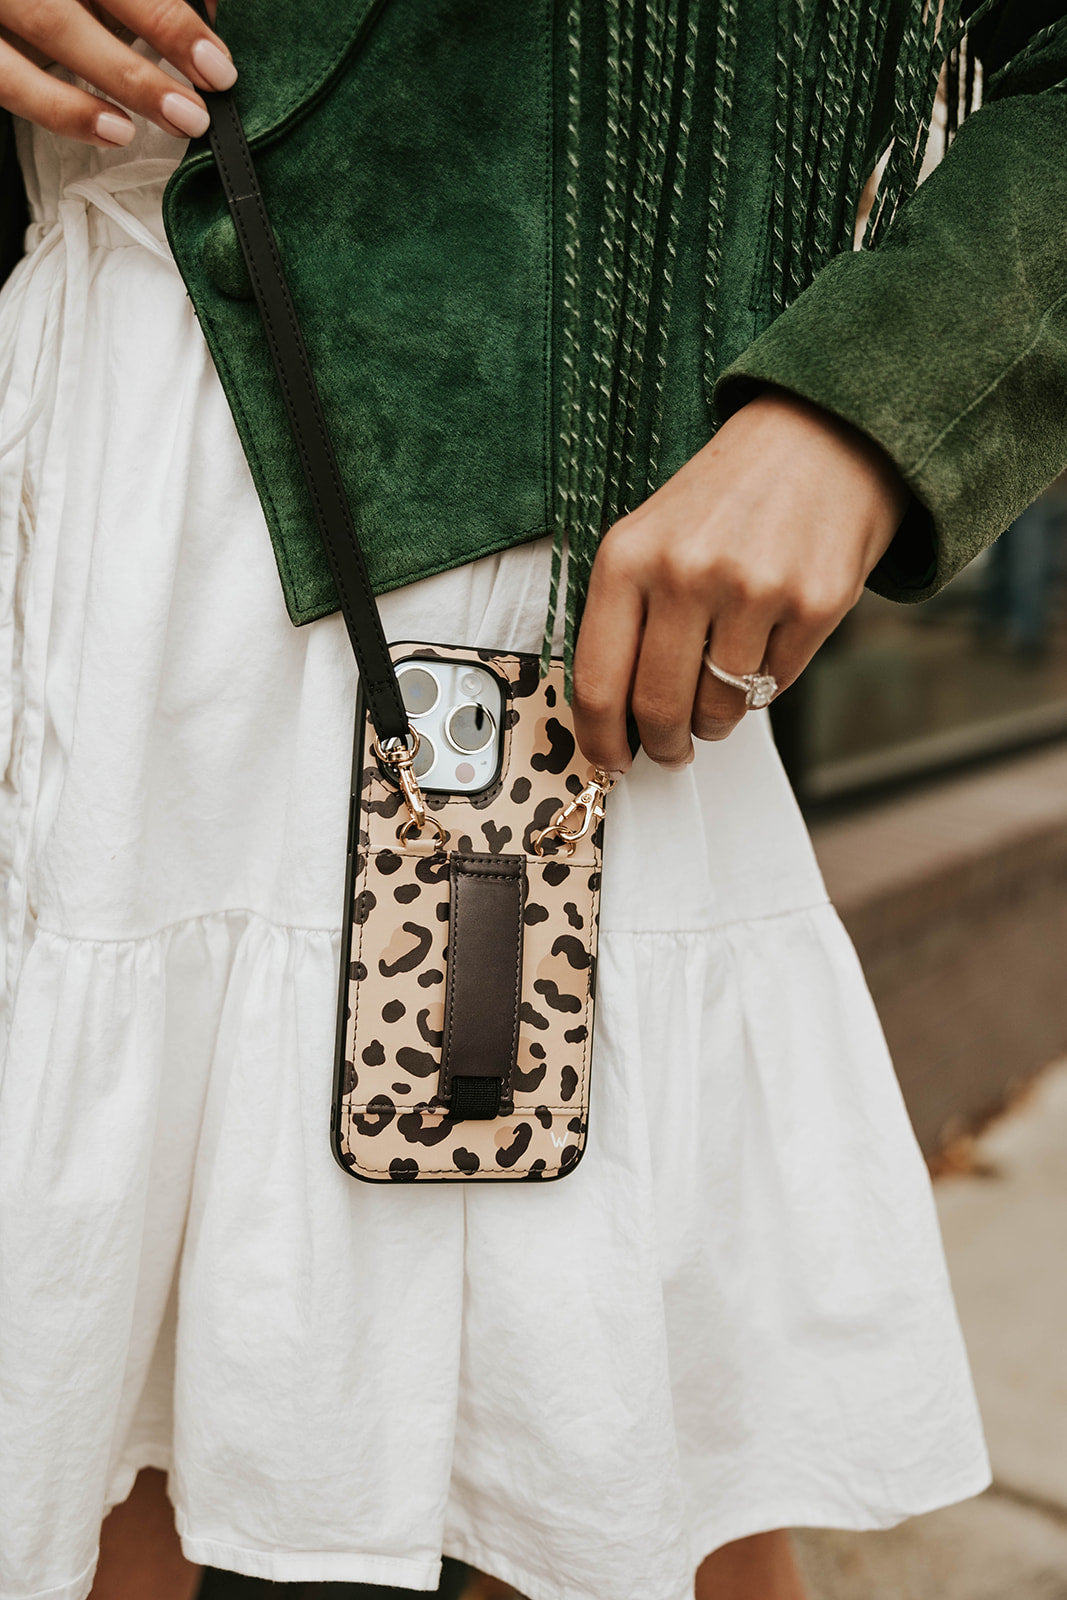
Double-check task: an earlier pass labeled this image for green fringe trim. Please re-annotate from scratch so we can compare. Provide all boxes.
[543,0,991,694]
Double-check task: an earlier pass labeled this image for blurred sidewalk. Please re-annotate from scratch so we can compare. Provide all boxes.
[811,741,1067,1153]
[793,1057,1067,1599]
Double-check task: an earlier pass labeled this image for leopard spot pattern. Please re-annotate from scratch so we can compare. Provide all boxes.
[338,647,602,1181]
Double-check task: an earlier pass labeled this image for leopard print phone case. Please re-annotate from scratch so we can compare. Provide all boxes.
[203,92,606,1184]
[332,643,606,1183]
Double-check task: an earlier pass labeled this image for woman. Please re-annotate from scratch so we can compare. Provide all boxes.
[0,2,1062,1598]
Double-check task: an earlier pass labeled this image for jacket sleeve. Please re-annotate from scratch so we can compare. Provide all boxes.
[714,2,1067,602]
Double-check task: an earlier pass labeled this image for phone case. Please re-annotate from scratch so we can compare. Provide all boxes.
[332,642,604,1182]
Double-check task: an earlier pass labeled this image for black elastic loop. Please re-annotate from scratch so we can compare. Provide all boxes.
[449,1077,503,1121]
[204,89,408,744]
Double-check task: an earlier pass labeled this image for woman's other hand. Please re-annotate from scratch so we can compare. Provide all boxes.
[0,0,233,148]
[572,389,911,773]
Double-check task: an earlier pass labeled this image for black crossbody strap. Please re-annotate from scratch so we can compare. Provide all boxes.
[205,89,409,743]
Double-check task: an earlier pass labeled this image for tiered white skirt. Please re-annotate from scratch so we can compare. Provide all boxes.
[0,114,989,1600]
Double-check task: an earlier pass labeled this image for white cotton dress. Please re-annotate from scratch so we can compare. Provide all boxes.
[0,101,990,1600]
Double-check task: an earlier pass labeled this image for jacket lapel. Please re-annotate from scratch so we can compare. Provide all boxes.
[213,0,392,142]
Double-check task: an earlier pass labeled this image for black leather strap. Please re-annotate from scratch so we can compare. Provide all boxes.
[205,89,408,743]
[439,854,527,1119]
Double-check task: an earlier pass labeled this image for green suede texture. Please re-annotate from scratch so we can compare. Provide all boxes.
[717,5,1067,602]
[163,0,800,624]
[0,2,1064,624]
[163,0,553,622]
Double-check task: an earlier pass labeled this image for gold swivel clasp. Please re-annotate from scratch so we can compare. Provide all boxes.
[532,769,615,858]
[372,730,450,851]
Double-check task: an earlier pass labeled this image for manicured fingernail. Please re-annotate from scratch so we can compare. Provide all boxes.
[161,92,211,138]
[95,110,135,147]
[604,769,628,782]
[191,37,238,91]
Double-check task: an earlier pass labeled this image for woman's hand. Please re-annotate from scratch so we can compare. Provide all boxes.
[572,389,911,773]
[0,0,232,148]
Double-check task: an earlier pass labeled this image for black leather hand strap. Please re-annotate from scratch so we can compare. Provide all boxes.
[205,89,408,743]
[439,854,527,1119]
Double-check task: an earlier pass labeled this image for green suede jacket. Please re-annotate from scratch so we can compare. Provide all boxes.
[0,0,1065,631]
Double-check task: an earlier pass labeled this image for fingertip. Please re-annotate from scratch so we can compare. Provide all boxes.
[191,36,237,91]
[578,748,629,777]
[161,90,210,138]
[94,109,135,147]
[659,747,695,772]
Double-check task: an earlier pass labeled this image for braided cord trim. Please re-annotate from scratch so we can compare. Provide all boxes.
[544,0,999,689]
[647,4,699,488]
[701,0,739,401]
[543,0,585,675]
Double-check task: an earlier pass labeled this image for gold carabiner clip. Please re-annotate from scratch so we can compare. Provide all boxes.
[532,768,615,858]
[373,730,450,852]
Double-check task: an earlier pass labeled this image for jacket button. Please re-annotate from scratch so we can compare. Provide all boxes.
[202,214,253,300]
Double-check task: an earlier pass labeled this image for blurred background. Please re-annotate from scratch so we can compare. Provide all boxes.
[775,476,1067,808]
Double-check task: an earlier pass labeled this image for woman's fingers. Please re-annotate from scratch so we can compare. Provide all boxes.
[105,0,235,94]
[0,31,133,144]
[695,583,845,738]
[571,550,644,776]
[0,0,235,144]
[759,597,844,698]
[627,597,709,768]
[571,392,909,762]
[576,580,780,768]
[694,600,780,740]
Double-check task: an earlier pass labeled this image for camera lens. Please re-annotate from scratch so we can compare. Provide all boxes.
[446,702,495,754]
[411,733,435,779]
[397,665,439,717]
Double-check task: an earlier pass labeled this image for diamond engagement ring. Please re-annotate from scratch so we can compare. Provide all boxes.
[701,649,779,710]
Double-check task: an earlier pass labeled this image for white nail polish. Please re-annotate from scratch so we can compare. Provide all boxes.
[95,111,135,147]
[161,92,211,139]
[191,37,238,91]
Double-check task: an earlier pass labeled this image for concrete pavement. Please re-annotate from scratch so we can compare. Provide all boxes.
[811,742,1067,1154]
[793,1057,1067,1598]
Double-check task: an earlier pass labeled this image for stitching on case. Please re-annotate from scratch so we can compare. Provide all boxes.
[440,856,525,1099]
[345,1103,580,1116]
[344,715,599,1175]
[340,1109,589,1178]
[509,866,525,1093]
[343,862,598,1175]
[348,864,604,1177]
[576,867,597,1116]
[440,858,462,1097]
[347,849,372,1081]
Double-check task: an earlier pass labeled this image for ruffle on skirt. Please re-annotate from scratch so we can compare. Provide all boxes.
[0,898,989,1600]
